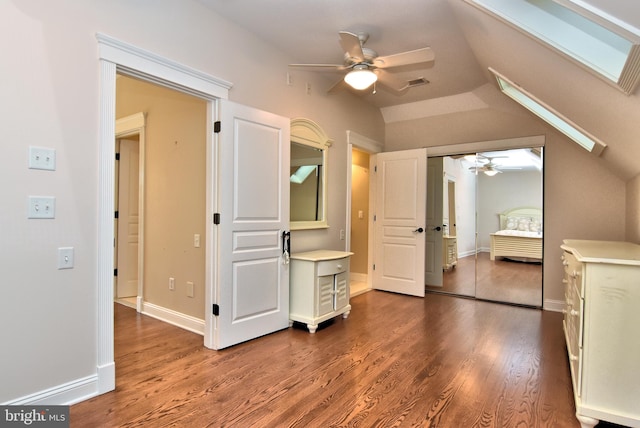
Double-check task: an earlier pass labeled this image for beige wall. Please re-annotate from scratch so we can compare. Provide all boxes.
[384,88,626,307]
[116,76,207,319]
[627,174,640,244]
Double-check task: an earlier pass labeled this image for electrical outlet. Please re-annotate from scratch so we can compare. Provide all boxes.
[57,247,74,269]
[169,277,175,291]
[187,281,194,298]
[194,234,200,248]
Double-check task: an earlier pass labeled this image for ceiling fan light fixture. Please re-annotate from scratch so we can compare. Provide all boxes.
[344,67,377,90]
[484,169,499,177]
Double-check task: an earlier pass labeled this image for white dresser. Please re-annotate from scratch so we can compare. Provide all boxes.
[443,236,457,270]
[289,250,353,333]
[561,239,640,428]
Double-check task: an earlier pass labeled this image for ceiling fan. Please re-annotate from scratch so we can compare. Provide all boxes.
[466,154,519,176]
[289,31,435,92]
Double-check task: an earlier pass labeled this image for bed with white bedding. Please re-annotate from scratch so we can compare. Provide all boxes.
[489,207,542,261]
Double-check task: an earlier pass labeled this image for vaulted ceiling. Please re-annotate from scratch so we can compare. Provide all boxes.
[199,0,640,180]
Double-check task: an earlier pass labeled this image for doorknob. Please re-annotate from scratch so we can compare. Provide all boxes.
[414,227,424,233]
[433,226,442,231]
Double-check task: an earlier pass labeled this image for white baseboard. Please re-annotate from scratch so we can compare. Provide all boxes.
[543,299,565,312]
[350,272,367,283]
[141,302,205,336]
[5,375,99,406]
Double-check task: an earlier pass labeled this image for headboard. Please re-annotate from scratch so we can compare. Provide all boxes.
[498,207,542,232]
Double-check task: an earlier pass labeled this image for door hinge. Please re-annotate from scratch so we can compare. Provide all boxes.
[374,165,377,173]
[373,264,376,271]
[212,304,220,316]
[115,152,120,161]
[214,121,221,133]
[114,268,118,276]
[373,214,376,222]
[114,211,119,219]
[213,213,221,225]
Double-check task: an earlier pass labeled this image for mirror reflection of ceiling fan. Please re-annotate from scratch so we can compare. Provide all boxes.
[466,154,522,176]
[288,31,435,93]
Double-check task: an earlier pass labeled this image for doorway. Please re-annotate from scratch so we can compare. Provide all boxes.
[350,148,370,296]
[114,134,140,309]
[346,131,382,297]
[114,73,208,328]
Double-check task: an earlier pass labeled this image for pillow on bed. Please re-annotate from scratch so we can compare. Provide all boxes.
[505,216,519,230]
[505,216,531,231]
[529,219,542,233]
[517,217,531,231]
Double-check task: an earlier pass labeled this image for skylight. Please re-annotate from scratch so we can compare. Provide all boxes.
[466,0,640,94]
[490,68,606,156]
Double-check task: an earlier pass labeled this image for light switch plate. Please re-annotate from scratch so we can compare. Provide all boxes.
[29,146,56,171]
[28,196,55,219]
[58,247,74,269]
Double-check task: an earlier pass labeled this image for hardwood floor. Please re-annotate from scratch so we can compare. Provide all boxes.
[427,252,542,307]
[72,292,617,427]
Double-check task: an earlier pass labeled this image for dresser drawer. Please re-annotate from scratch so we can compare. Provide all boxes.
[562,251,584,298]
[317,257,348,276]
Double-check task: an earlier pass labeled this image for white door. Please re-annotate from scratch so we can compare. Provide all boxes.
[116,138,140,298]
[373,149,427,297]
[425,157,444,287]
[209,100,290,349]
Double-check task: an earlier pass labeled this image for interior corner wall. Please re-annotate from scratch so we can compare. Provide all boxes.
[116,76,206,320]
[626,173,640,244]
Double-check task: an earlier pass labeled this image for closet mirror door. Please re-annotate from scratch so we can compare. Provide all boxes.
[425,156,476,297]
[425,147,543,308]
[474,148,543,307]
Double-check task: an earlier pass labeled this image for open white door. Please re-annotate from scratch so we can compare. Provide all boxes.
[373,149,427,297]
[208,100,290,349]
[425,157,444,287]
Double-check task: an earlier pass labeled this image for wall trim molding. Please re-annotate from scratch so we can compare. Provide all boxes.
[97,33,229,398]
[4,375,99,406]
[142,302,205,336]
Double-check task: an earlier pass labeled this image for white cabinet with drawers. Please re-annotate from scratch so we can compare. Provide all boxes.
[443,236,457,270]
[561,239,640,428]
[289,250,353,333]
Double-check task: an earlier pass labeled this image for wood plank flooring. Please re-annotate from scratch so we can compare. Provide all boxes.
[71,292,621,427]
[427,252,542,307]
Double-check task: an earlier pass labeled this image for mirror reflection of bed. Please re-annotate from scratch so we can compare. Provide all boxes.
[426,148,543,308]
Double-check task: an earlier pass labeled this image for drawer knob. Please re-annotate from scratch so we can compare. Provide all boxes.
[336,264,343,269]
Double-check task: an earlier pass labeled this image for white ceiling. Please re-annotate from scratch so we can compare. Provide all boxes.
[198,0,640,180]
[198,0,488,108]
[197,0,640,109]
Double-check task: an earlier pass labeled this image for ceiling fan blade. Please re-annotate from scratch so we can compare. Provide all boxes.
[374,47,435,69]
[339,31,365,63]
[375,69,409,92]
